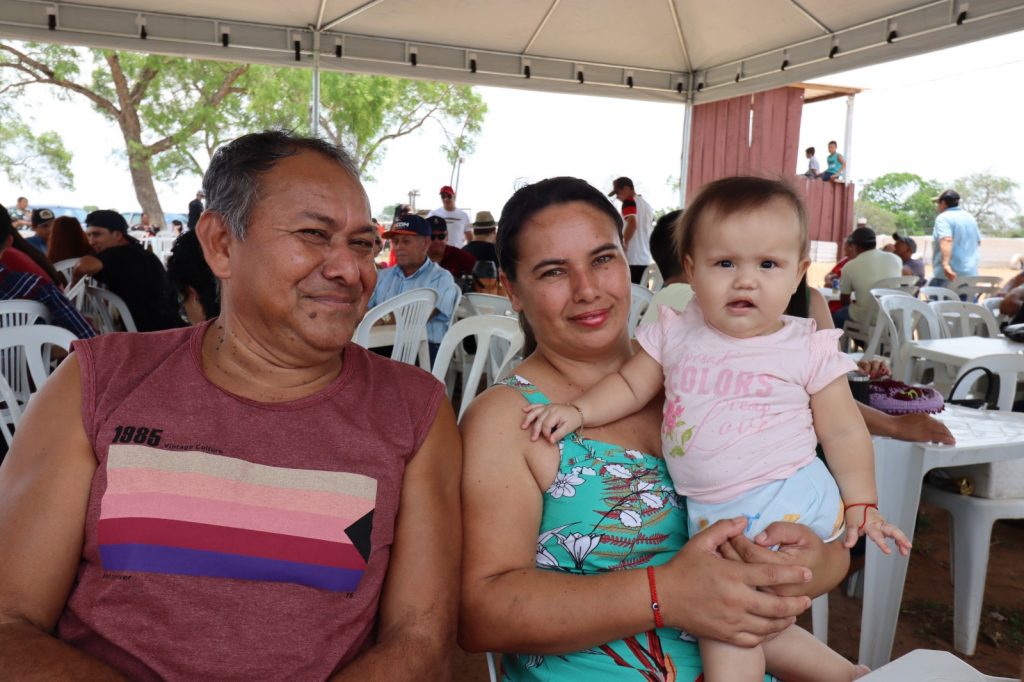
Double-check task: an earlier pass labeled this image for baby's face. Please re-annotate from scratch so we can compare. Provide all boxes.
[684,200,809,339]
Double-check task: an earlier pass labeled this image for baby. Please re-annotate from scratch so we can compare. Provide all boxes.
[523,176,909,681]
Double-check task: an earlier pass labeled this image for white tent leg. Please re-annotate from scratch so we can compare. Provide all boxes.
[678,95,693,208]
[843,94,855,183]
[311,30,321,136]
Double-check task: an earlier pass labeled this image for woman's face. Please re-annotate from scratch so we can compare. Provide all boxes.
[503,201,630,357]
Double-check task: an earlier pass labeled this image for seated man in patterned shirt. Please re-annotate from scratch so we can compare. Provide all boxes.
[0,204,95,339]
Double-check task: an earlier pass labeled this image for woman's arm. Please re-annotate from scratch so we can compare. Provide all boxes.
[459,387,814,655]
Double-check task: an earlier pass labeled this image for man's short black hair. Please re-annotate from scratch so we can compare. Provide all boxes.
[166,230,220,320]
[806,147,815,155]
[649,209,683,280]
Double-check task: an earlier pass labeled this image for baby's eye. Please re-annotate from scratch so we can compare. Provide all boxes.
[760,260,778,269]
[715,260,734,268]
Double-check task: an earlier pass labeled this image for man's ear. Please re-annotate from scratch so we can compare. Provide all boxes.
[196,212,233,280]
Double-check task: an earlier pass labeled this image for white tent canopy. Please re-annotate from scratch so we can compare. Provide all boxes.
[1,0,1023,104]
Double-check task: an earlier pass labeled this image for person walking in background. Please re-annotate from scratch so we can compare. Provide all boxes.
[427,185,471,249]
[819,141,845,182]
[608,176,653,283]
[929,189,980,288]
[187,189,205,230]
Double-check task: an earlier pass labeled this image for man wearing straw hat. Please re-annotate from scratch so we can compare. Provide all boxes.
[462,210,498,264]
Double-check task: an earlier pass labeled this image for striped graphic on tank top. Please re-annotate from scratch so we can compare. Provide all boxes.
[97,445,377,593]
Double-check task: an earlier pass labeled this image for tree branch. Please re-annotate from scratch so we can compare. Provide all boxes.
[0,43,119,117]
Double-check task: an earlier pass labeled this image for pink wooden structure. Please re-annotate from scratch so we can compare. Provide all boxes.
[686,86,854,252]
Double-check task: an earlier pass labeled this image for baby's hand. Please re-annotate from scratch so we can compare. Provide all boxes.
[521,403,582,443]
[843,504,912,556]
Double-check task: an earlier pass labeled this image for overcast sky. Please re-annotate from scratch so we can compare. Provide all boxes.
[4,28,1024,221]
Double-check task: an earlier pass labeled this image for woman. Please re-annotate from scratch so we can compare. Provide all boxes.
[46,216,94,264]
[459,177,849,679]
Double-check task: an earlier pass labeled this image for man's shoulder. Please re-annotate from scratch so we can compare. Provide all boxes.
[0,266,42,295]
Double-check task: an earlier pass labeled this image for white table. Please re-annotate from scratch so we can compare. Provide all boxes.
[859,405,1024,669]
[818,286,840,303]
[898,336,1024,389]
[861,649,1015,681]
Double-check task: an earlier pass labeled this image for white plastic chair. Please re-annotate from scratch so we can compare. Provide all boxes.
[0,324,77,426]
[0,302,55,409]
[354,288,437,367]
[629,284,654,337]
[921,354,1024,656]
[641,263,663,292]
[952,275,1002,301]
[858,288,914,361]
[929,300,1000,339]
[432,315,524,420]
[919,285,959,302]
[0,371,21,447]
[53,257,81,285]
[0,299,52,327]
[841,281,915,354]
[872,275,921,297]
[877,295,945,384]
[981,296,1008,325]
[464,293,515,317]
[84,285,137,333]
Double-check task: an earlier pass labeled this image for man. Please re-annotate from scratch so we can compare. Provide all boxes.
[74,210,182,332]
[187,190,205,230]
[929,189,980,288]
[26,208,54,254]
[426,215,475,281]
[462,210,498,264]
[819,140,845,182]
[132,211,158,235]
[0,204,94,338]
[892,232,925,285]
[427,185,471,249]
[608,176,653,284]
[0,131,459,679]
[9,196,30,229]
[640,209,693,324]
[371,214,460,360]
[831,226,902,329]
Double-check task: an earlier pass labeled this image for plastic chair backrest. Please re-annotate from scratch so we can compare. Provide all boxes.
[465,293,514,317]
[0,300,53,402]
[872,275,920,296]
[877,294,944,380]
[953,275,1002,301]
[929,300,1001,338]
[629,284,654,336]
[85,285,138,333]
[354,288,437,366]
[642,263,663,292]
[53,257,81,285]
[919,285,960,302]
[432,315,524,420]
[0,370,21,446]
[949,354,1024,411]
[0,324,76,399]
[0,300,52,327]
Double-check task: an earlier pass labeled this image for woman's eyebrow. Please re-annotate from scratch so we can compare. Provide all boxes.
[530,243,620,273]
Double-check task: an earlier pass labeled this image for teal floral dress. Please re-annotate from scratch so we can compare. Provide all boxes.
[499,376,704,681]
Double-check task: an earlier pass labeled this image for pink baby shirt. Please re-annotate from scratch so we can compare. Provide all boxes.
[636,299,856,504]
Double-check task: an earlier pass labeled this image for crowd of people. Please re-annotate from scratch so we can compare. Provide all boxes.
[0,130,969,680]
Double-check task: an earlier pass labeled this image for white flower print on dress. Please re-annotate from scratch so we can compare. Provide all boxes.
[557,532,602,570]
[604,464,632,479]
[547,471,585,498]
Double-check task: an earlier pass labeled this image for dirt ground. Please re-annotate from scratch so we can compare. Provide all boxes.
[453,504,1024,679]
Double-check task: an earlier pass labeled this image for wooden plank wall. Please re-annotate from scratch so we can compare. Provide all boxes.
[687,86,855,255]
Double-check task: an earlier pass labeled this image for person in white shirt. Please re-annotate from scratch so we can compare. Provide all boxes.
[832,226,902,329]
[608,176,653,283]
[640,209,693,325]
[803,147,820,178]
[426,185,471,249]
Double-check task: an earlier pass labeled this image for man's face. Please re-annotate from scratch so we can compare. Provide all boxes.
[391,234,429,272]
[441,192,455,210]
[141,213,150,225]
[428,230,448,259]
[35,221,52,240]
[893,241,911,261]
[218,150,377,356]
[16,198,27,210]
[613,185,633,202]
[86,226,123,253]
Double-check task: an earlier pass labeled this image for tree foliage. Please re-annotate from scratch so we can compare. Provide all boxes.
[0,99,73,190]
[244,67,486,180]
[953,172,1020,234]
[857,172,941,234]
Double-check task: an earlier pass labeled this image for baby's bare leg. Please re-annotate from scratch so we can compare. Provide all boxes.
[762,624,870,681]
[698,638,764,682]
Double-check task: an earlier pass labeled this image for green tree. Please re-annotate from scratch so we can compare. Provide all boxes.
[853,199,899,234]
[245,68,486,180]
[0,99,74,190]
[0,42,248,225]
[953,172,1020,234]
[858,172,942,234]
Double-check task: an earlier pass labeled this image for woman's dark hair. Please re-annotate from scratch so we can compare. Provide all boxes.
[495,177,623,354]
[675,176,808,266]
[0,204,13,243]
[47,216,94,265]
[785,275,811,318]
[166,229,220,320]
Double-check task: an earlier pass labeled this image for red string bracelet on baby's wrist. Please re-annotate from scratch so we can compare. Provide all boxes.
[846,502,879,532]
[646,566,664,629]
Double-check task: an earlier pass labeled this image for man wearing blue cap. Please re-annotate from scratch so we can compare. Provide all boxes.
[371,214,460,361]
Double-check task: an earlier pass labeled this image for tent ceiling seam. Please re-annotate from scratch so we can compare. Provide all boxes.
[787,0,831,34]
[321,0,385,33]
[522,0,559,55]
[666,0,692,72]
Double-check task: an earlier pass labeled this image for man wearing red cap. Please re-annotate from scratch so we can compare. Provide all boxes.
[427,185,471,249]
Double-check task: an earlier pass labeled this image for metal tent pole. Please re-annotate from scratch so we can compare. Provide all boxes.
[843,93,855,182]
[311,30,321,136]
[678,84,694,208]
